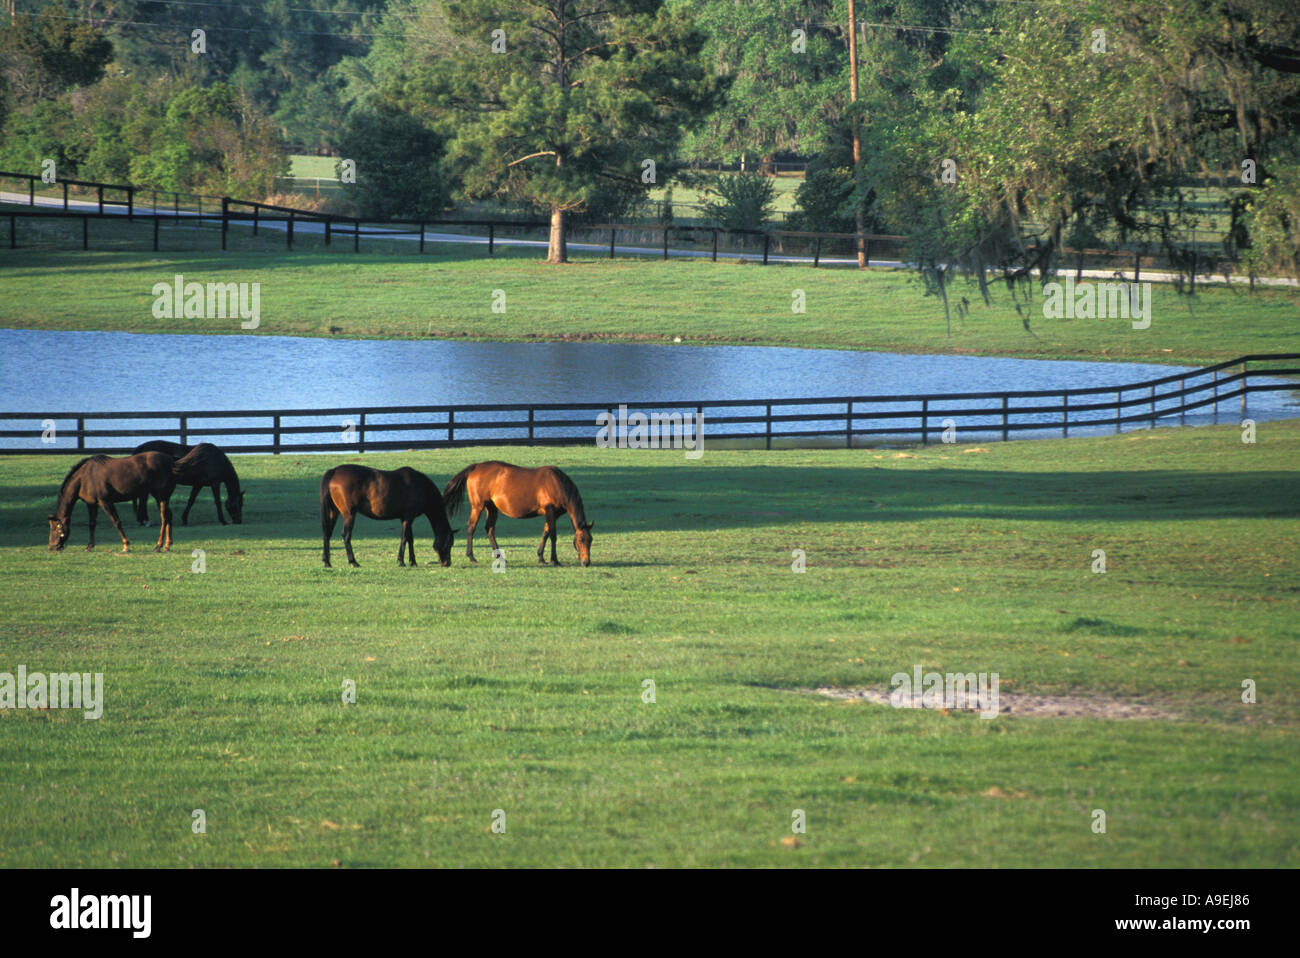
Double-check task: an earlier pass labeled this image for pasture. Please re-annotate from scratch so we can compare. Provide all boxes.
[1,424,1297,867]
[1,247,1298,365]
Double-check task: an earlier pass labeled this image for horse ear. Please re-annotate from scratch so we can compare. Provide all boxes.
[586,521,594,530]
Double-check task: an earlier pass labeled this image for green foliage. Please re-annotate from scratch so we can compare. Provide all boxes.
[1241,162,1300,279]
[700,172,776,231]
[334,107,452,219]
[127,82,288,197]
[409,0,716,258]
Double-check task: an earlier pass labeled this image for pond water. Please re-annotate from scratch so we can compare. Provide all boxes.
[0,329,1294,449]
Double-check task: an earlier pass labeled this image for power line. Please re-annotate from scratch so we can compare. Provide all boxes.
[25,10,398,38]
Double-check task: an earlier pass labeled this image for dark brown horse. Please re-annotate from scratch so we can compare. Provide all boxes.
[131,441,243,526]
[321,464,453,568]
[49,453,176,553]
[442,461,593,566]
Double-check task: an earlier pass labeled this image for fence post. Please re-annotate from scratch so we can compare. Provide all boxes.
[528,407,535,441]
[127,188,134,221]
[662,226,669,260]
[1149,384,1156,428]
[711,229,718,262]
[609,226,616,259]
[488,223,495,256]
[920,399,928,444]
[152,213,159,252]
[252,205,259,235]
[180,416,188,447]
[1062,393,1068,437]
[354,218,359,253]
[1000,395,1009,441]
[762,233,770,264]
[63,181,68,210]
[765,403,772,450]
[28,177,33,206]
[174,193,180,223]
[97,186,103,215]
[863,238,870,267]
[813,236,821,268]
[419,222,425,253]
[8,214,14,249]
[287,211,294,249]
[221,197,228,250]
[1240,360,1247,415]
[358,412,366,453]
[1212,368,1218,420]
[1179,378,1185,424]
[324,217,331,246]
[273,415,281,454]
[448,408,455,443]
[82,214,88,250]
[76,417,85,451]
[845,401,852,448]
[1115,391,1121,433]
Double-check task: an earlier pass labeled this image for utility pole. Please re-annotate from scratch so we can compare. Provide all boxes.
[847,0,866,268]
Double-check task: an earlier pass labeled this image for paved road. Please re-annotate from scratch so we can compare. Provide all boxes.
[5,190,1296,287]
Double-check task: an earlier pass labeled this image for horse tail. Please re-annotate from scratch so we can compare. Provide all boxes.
[442,466,473,517]
[172,446,199,480]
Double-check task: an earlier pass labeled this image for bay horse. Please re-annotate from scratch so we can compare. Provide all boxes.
[49,453,176,553]
[320,464,453,568]
[131,441,243,526]
[442,461,593,566]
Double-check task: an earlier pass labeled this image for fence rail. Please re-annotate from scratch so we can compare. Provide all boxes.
[2,356,1295,455]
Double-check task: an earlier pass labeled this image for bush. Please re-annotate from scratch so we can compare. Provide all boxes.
[701,173,775,231]
[333,108,451,220]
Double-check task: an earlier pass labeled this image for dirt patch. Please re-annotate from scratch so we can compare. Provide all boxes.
[804,685,1179,719]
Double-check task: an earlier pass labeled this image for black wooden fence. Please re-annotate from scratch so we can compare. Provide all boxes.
[2,355,1295,455]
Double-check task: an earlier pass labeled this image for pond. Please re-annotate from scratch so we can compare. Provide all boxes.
[0,329,1294,450]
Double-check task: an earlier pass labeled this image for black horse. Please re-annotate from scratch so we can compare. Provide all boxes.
[49,453,176,553]
[132,441,243,526]
[321,464,453,568]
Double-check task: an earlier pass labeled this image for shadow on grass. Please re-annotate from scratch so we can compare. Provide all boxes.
[3,460,1297,548]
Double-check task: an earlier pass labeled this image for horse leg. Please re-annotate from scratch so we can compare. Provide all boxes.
[342,513,360,567]
[85,502,98,551]
[536,511,551,563]
[101,501,130,553]
[548,507,561,565]
[134,495,151,527]
[485,503,500,558]
[466,504,483,563]
[398,518,411,566]
[156,498,173,552]
[181,484,201,525]
[322,501,339,567]
[406,517,418,566]
[212,483,227,525]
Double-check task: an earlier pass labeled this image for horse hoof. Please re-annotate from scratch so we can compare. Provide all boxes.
[349,561,360,568]
[85,545,94,552]
[323,561,331,568]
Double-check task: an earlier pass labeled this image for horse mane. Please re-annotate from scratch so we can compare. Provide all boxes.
[58,456,104,496]
[549,467,586,521]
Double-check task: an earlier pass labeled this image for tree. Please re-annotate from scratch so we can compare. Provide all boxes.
[335,106,452,219]
[417,0,715,262]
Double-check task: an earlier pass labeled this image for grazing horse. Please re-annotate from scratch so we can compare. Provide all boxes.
[49,453,176,553]
[320,464,453,568]
[442,461,593,566]
[131,441,243,526]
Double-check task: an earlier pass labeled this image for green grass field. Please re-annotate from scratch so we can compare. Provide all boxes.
[2,244,1297,365]
[1,423,1297,867]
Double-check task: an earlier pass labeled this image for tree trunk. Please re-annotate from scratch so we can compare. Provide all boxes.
[548,206,567,264]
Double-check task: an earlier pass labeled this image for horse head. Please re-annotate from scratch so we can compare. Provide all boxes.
[434,523,454,567]
[575,520,594,566]
[48,514,69,551]
[227,488,245,524]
